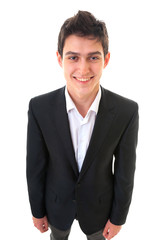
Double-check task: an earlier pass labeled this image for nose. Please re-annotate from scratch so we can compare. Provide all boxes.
[78,59,90,76]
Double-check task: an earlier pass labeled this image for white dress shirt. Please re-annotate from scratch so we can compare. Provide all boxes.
[65,87,102,172]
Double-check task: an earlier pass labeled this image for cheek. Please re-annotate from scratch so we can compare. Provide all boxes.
[63,65,74,82]
[93,64,104,75]
[63,63,73,75]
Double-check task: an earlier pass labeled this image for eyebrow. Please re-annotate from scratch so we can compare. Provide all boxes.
[88,51,102,56]
[65,51,102,56]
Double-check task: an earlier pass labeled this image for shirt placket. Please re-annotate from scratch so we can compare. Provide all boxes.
[77,116,89,172]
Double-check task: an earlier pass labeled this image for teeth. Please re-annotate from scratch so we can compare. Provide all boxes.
[76,78,90,82]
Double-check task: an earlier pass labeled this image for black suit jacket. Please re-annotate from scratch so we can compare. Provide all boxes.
[26,86,139,235]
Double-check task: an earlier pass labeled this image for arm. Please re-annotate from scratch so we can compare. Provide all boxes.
[111,104,139,224]
[103,104,139,239]
[110,104,139,225]
[26,99,49,222]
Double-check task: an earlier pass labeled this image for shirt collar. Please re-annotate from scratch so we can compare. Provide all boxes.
[89,87,101,114]
[65,86,101,115]
[65,87,77,113]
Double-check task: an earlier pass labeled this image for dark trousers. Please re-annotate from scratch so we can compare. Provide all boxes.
[49,224,105,240]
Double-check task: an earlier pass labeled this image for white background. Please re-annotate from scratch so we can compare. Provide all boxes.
[0,0,160,239]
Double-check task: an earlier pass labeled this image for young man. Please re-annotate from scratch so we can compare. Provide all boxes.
[26,11,139,240]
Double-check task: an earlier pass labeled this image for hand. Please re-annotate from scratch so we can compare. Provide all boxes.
[32,216,49,233]
[103,219,122,240]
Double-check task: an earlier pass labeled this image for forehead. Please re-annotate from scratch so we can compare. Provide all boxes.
[63,35,103,55]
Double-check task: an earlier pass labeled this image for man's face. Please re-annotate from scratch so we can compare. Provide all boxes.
[57,35,110,97]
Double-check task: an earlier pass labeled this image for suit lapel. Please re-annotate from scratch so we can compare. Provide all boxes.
[78,87,116,180]
[50,87,79,177]
[49,87,116,180]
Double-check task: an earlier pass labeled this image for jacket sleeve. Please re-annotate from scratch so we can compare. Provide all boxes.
[26,99,48,218]
[110,103,139,225]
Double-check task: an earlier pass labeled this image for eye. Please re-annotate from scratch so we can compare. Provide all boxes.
[69,56,78,61]
[90,56,99,61]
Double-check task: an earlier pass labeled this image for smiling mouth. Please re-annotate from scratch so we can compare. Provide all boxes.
[73,76,94,82]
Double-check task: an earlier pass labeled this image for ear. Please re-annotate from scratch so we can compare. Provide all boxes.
[56,51,63,68]
[103,52,110,69]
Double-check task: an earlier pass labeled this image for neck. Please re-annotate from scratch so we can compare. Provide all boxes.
[67,87,99,118]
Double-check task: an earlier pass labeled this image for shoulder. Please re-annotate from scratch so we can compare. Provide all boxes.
[29,87,65,110]
[101,87,139,124]
[102,87,138,113]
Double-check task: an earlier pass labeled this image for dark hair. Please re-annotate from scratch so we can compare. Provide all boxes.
[58,10,109,58]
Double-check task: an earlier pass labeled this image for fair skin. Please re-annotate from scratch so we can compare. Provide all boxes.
[32,216,48,233]
[57,35,110,117]
[33,35,122,239]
